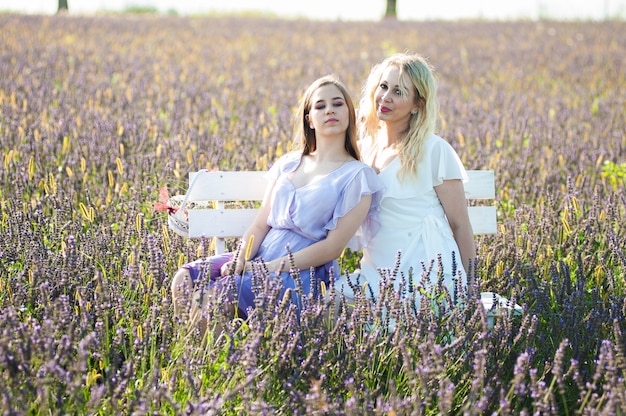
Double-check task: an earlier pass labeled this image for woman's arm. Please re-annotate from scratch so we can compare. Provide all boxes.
[435,179,477,273]
[222,180,275,276]
[264,195,373,273]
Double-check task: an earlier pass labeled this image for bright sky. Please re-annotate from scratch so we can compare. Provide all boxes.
[0,0,622,20]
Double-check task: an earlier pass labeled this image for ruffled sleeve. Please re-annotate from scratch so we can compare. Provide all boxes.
[324,164,384,251]
[266,152,301,181]
[429,135,468,187]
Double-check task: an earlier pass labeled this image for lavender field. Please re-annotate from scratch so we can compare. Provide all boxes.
[1,13,625,414]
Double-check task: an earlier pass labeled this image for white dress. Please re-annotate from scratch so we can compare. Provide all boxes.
[359,133,469,300]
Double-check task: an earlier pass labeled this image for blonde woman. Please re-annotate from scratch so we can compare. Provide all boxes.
[356,52,476,303]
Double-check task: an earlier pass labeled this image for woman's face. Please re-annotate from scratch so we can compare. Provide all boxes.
[373,65,417,124]
[306,84,350,138]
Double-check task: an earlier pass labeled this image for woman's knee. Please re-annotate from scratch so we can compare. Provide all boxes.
[171,268,192,296]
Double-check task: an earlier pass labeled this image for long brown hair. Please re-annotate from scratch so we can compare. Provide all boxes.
[293,75,360,160]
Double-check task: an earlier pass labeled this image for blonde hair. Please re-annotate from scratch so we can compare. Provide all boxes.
[293,75,360,160]
[358,53,439,179]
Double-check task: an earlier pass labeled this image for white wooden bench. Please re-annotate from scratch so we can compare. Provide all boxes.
[174,169,521,323]
[180,170,497,254]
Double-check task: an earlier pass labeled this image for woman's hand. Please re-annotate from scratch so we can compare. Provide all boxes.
[265,258,287,274]
[221,259,260,277]
[220,260,235,276]
[220,260,245,277]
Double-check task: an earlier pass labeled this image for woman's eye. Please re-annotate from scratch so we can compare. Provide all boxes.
[333,101,344,107]
[379,84,387,90]
[395,89,402,95]
[314,104,325,110]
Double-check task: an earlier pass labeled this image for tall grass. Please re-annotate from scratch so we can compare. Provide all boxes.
[0,14,624,414]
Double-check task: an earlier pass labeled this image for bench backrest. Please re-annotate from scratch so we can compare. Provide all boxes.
[185,170,497,253]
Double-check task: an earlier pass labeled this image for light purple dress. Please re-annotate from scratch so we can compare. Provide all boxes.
[183,151,384,316]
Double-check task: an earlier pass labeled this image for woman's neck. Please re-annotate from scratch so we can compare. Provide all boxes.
[308,148,351,163]
[312,134,351,162]
[379,121,408,147]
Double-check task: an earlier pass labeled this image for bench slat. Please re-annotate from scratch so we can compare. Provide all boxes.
[464,170,495,200]
[468,206,498,234]
[188,209,257,239]
[188,171,268,200]
[188,205,497,238]
[189,169,495,201]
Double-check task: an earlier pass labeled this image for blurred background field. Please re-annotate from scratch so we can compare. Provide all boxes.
[0,13,624,414]
[2,0,626,20]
